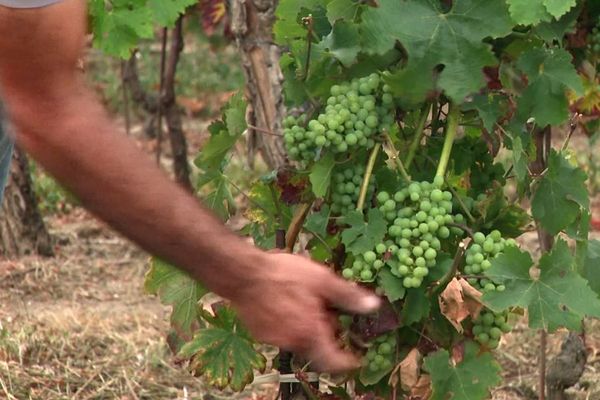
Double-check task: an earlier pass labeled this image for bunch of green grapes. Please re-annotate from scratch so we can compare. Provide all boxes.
[373,176,464,288]
[283,73,396,162]
[342,250,385,281]
[471,310,512,349]
[464,230,517,292]
[331,164,375,215]
[363,333,396,372]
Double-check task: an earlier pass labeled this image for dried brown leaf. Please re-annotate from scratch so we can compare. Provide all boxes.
[409,374,432,400]
[439,278,483,333]
[398,348,422,391]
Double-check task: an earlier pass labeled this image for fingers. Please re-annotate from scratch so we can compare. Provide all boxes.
[318,272,381,315]
[304,316,361,373]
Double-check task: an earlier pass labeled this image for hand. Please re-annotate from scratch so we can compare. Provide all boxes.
[230,252,381,373]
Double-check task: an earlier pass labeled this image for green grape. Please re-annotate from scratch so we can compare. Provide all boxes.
[364,251,377,263]
[342,268,354,279]
[477,332,490,343]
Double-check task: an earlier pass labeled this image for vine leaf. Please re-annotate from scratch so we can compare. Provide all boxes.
[326,0,361,24]
[531,151,588,235]
[341,208,386,255]
[317,20,361,67]
[309,154,335,198]
[483,240,600,332]
[378,267,406,302]
[197,171,235,221]
[145,258,206,339]
[147,0,197,27]
[439,278,483,333]
[401,288,431,326]
[89,0,154,58]
[88,0,195,58]
[516,48,583,126]
[578,240,600,296]
[305,205,331,238]
[179,305,266,392]
[424,341,501,400]
[362,0,513,103]
[506,0,576,26]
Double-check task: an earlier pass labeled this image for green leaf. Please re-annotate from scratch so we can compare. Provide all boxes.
[274,0,323,44]
[363,0,513,103]
[340,208,387,255]
[483,241,600,332]
[305,205,331,238]
[326,0,361,23]
[317,20,361,67]
[224,93,248,137]
[516,48,583,126]
[194,93,246,173]
[579,240,600,296]
[198,171,235,221]
[145,258,206,338]
[401,288,431,325]
[463,94,508,132]
[533,4,580,41]
[180,306,266,391]
[90,1,154,58]
[506,0,552,25]
[531,151,588,235]
[544,0,577,20]
[147,0,197,27]
[309,154,336,198]
[378,267,406,302]
[424,341,501,400]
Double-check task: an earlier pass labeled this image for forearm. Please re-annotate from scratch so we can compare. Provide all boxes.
[8,80,263,299]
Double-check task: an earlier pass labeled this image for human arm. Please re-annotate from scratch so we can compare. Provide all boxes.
[0,0,379,371]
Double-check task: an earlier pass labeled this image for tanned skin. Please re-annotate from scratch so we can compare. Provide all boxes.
[0,0,380,372]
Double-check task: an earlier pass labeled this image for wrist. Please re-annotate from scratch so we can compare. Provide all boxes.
[194,242,268,302]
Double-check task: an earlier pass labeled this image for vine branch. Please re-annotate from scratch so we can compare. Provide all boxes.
[435,103,459,179]
[405,103,432,170]
[356,142,382,211]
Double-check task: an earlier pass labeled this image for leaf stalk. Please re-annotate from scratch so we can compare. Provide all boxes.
[356,143,382,212]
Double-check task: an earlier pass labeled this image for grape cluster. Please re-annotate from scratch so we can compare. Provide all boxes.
[342,250,385,281]
[283,73,395,162]
[363,333,396,372]
[464,230,517,292]
[374,177,464,288]
[472,310,512,349]
[331,164,375,215]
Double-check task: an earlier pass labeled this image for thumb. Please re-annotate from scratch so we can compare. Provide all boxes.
[319,272,380,315]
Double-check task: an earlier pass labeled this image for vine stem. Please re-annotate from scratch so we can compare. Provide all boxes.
[356,142,382,211]
[444,182,476,224]
[405,103,432,170]
[531,126,554,400]
[383,133,411,183]
[285,202,313,252]
[435,103,460,179]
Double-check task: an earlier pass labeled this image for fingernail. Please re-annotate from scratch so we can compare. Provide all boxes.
[361,295,381,312]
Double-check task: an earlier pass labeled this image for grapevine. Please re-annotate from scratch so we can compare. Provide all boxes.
[132,0,600,399]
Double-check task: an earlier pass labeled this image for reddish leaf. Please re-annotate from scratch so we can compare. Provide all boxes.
[277,168,309,205]
[351,300,399,341]
[198,0,227,35]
